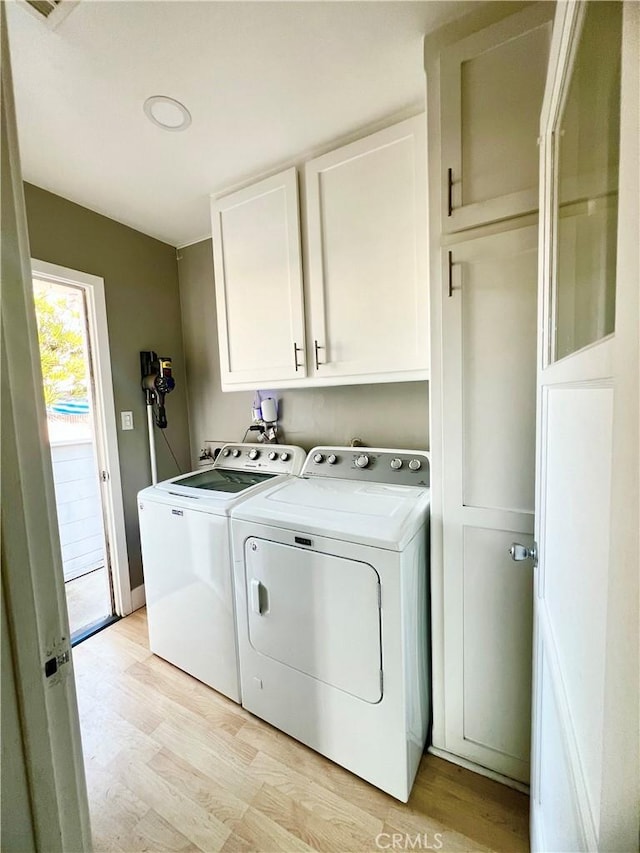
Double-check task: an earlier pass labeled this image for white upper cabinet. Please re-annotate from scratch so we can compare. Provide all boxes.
[211,168,306,389]
[305,116,429,382]
[441,4,553,233]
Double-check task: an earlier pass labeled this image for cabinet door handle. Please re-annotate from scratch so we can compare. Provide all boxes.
[293,341,304,372]
[448,251,454,297]
[314,340,325,370]
[447,167,454,217]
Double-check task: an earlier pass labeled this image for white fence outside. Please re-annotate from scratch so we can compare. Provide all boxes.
[50,437,106,582]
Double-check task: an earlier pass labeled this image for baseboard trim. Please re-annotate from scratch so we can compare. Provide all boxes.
[131,584,146,611]
[427,745,530,794]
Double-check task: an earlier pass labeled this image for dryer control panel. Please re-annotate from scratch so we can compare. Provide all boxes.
[301,447,430,488]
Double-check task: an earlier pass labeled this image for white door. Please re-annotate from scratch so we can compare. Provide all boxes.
[529,3,638,850]
[244,538,382,703]
[304,116,428,381]
[210,167,306,389]
[442,224,538,783]
[2,6,91,847]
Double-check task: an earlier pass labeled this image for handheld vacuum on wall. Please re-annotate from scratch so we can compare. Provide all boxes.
[140,351,175,484]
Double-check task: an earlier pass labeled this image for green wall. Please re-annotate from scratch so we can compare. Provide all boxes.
[24,184,191,591]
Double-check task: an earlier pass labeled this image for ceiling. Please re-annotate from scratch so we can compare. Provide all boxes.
[7,0,473,247]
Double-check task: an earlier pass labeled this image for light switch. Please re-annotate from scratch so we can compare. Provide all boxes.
[121,411,134,431]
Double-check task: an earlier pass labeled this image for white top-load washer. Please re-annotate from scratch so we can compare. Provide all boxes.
[137,443,305,702]
[231,446,431,801]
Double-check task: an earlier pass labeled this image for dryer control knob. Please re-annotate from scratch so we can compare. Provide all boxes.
[222,449,230,457]
[408,459,422,471]
[390,458,403,470]
[248,449,260,460]
[313,453,324,464]
[355,454,370,469]
[279,452,289,461]
[232,449,241,458]
[327,454,338,465]
[268,451,277,461]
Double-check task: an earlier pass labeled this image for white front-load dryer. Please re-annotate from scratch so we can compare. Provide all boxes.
[231,446,431,801]
[137,443,305,702]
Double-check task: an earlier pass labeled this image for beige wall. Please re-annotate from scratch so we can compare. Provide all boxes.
[177,238,429,461]
[24,184,191,590]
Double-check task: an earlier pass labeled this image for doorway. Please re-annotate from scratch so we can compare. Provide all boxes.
[31,259,132,641]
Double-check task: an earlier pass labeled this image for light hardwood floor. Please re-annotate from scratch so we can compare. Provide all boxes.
[72,610,529,853]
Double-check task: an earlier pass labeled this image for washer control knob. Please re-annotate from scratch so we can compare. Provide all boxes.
[268,451,277,461]
[313,453,324,464]
[408,459,422,471]
[355,454,370,469]
[232,449,241,458]
[279,452,289,461]
[327,454,338,465]
[222,448,230,457]
[390,458,403,470]
[248,449,260,460]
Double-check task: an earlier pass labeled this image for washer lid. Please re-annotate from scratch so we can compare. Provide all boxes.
[158,467,277,496]
[232,476,430,550]
[138,470,288,513]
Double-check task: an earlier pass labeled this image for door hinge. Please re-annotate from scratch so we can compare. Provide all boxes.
[101,470,109,482]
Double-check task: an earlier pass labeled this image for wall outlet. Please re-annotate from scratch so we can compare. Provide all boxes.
[120,411,134,431]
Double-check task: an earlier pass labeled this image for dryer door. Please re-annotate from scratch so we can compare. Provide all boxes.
[245,538,382,703]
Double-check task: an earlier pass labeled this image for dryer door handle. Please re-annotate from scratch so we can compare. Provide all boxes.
[250,578,264,615]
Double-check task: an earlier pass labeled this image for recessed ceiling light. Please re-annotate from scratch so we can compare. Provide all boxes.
[143,96,192,132]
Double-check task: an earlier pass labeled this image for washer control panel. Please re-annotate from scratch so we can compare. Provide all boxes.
[213,443,306,475]
[302,446,430,487]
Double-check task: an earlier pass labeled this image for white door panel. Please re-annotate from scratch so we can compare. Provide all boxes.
[211,168,306,387]
[443,224,538,780]
[305,116,428,379]
[441,4,553,232]
[245,538,382,703]
[462,526,533,771]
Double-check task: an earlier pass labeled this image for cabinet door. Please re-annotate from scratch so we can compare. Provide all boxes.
[441,4,552,233]
[211,168,306,389]
[442,225,538,782]
[305,116,428,381]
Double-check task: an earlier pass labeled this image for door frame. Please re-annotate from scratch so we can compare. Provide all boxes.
[32,258,132,616]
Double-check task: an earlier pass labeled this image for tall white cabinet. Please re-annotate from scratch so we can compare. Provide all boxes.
[425,2,553,785]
